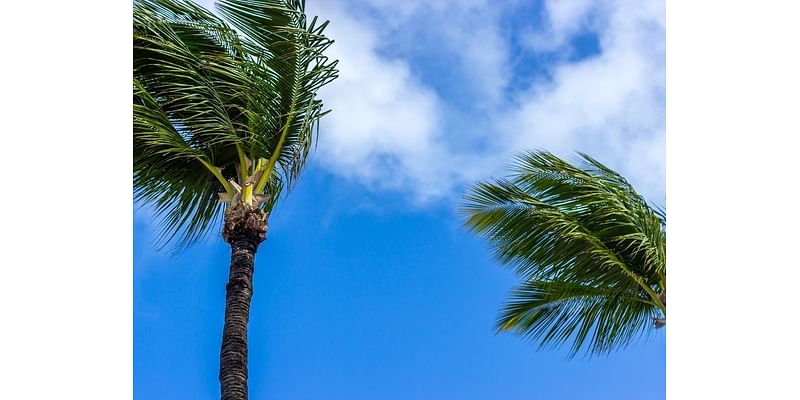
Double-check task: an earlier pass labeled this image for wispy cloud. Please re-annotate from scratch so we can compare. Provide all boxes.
[505,0,666,201]
[309,0,665,204]
[307,2,451,202]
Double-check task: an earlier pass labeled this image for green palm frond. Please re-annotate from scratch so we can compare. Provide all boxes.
[215,0,339,190]
[463,150,666,356]
[133,0,337,250]
[498,279,656,357]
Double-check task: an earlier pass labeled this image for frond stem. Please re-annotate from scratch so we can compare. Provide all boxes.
[637,277,666,315]
[236,144,249,182]
[255,104,296,193]
[554,208,668,315]
[198,158,234,195]
[242,183,254,206]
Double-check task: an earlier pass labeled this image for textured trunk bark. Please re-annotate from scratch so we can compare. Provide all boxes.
[219,206,266,400]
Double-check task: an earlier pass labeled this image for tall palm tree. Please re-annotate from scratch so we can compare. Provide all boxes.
[462,150,665,357]
[133,0,337,398]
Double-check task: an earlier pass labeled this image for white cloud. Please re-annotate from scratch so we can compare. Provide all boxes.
[308,2,454,202]
[504,0,666,201]
[524,0,601,52]
[365,0,510,107]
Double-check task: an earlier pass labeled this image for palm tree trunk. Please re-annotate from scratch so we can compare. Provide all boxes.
[219,206,267,400]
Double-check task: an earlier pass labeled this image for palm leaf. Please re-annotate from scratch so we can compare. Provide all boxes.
[133,0,337,250]
[463,150,666,356]
[499,279,656,357]
[215,0,338,188]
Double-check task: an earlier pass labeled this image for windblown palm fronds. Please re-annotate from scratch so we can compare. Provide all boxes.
[463,150,666,356]
[134,0,338,250]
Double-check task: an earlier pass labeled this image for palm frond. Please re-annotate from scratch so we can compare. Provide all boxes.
[134,79,226,249]
[498,279,656,357]
[133,0,337,250]
[215,0,339,189]
[463,150,666,355]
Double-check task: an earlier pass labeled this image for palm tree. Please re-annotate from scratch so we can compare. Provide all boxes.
[133,0,337,398]
[462,150,665,357]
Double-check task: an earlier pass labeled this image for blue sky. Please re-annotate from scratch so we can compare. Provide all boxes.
[135,0,665,399]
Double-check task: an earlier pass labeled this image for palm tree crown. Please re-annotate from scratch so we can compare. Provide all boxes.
[463,150,666,356]
[134,0,338,249]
